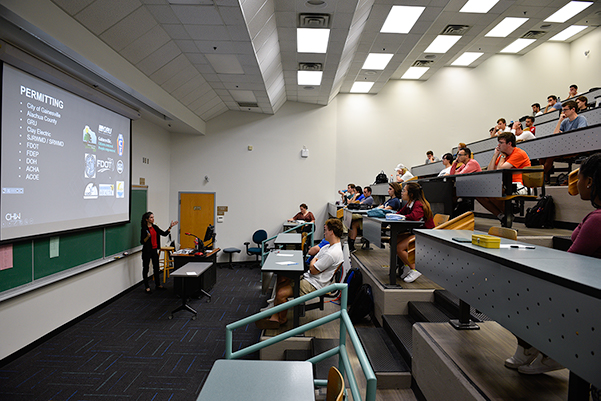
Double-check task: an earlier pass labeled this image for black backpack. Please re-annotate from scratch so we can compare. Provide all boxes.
[525,195,555,228]
[344,268,363,305]
[375,170,388,184]
[348,284,374,323]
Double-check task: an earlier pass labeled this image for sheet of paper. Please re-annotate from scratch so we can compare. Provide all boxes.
[276,261,298,265]
[49,237,60,258]
[0,244,13,270]
[276,253,294,257]
[186,271,196,275]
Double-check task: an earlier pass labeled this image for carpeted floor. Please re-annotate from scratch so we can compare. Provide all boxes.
[0,265,267,400]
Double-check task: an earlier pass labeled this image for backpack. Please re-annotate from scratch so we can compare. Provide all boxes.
[375,170,388,184]
[344,268,363,305]
[348,284,374,323]
[525,195,555,228]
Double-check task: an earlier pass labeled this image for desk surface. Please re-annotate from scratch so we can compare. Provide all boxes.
[170,262,213,277]
[197,359,315,401]
[262,250,304,273]
[275,233,302,244]
[415,229,601,298]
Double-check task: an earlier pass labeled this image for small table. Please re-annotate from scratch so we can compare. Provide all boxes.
[197,359,315,400]
[362,217,424,286]
[169,262,213,320]
[275,233,302,249]
[262,250,304,327]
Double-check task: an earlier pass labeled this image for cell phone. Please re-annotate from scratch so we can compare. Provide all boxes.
[452,237,472,243]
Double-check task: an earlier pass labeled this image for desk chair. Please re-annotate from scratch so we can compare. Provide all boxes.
[222,247,241,269]
[159,246,175,283]
[301,263,343,316]
[407,211,475,265]
[326,366,344,401]
[488,226,518,241]
[492,166,545,228]
[244,229,268,268]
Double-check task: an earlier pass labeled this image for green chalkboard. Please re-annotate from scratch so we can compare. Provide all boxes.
[0,240,33,293]
[105,188,147,255]
[0,187,147,296]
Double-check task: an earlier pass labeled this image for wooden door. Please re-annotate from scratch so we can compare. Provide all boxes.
[179,192,215,249]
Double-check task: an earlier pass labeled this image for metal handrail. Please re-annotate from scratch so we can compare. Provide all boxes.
[259,222,315,266]
[225,283,376,401]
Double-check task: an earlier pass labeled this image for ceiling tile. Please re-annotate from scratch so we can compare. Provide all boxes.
[74,0,142,35]
[121,25,172,65]
[171,4,223,25]
[100,6,157,51]
[146,5,181,24]
[136,40,182,75]
[51,0,96,16]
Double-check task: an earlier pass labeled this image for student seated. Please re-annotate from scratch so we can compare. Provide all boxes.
[338,183,355,205]
[425,150,439,164]
[438,153,454,176]
[477,132,531,227]
[524,116,536,135]
[450,147,481,174]
[348,187,374,251]
[490,118,510,137]
[512,121,536,143]
[576,95,588,113]
[377,182,402,211]
[256,219,344,329]
[553,100,588,134]
[505,153,601,376]
[395,164,414,183]
[396,182,435,283]
[544,95,562,114]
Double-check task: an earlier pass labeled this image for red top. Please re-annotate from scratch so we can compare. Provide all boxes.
[149,226,158,249]
[397,200,435,229]
[450,158,482,175]
[496,147,531,184]
[292,211,315,222]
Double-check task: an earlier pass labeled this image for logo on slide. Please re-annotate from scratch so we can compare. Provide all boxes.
[116,160,124,174]
[83,183,98,199]
[99,184,114,196]
[85,154,96,178]
[116,181,124,198]
[117,134,124,156]
[83,125,97,151]
[97,157,114,173]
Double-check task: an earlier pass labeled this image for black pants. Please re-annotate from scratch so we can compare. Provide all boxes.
[142,249,161,289]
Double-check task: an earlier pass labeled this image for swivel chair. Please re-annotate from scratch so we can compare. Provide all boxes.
[244,229,268,268]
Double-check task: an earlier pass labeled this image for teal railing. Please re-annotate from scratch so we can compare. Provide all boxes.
[260,222,315,266]
[225,283,376,401]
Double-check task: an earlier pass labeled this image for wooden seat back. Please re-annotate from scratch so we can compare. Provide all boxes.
[326,366,344,401]
[488,226,517,241]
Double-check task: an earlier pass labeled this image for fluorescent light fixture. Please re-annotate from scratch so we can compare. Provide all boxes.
[381,6,425,34]
[401,67,429,79]
[424,35,462,53]
[362,53,394,70]
[350,82,375,93]
[545,1,593,23]
[500,38,536,53]
[460,0,500,13]
[485,17,529,37]
[297,71,323,86]
[297,28,330,53]
[549,25,588,41]
[451,52,484,66]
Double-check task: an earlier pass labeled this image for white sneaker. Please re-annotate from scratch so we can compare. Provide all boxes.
[399,265,411,279]
[504,345,539,369]
[518,353,564,374]
[403,269,422,283]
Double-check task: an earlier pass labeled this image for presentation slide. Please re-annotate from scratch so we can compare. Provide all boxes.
[1,63,131,241]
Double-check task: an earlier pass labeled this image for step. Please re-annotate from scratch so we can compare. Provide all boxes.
[408,301,453,323]
[433,290,492,322]
[356,327,411,389]
[382,314,414,366]
[312,338,339,381]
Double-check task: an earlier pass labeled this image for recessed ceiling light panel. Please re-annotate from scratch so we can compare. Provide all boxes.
[350,82,375,93]
[381,6,425,34]
[460,0,500,14]
[298,71,323,85]
[401,67,429,79]
[545,1,593,23]
[424,35,462,53]
[297,28,330,53]
[549,25,588,41]
[362,53,394,70]
[485,17,529,37]
[500,38,536,53]
[451,52,484,66]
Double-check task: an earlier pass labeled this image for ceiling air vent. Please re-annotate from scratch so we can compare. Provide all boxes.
[298,63,323,71]
[441,25,470,36]
[298,13,331,28]
[238,102,259,108]
[412,60,434,67]
[521,30,547,39]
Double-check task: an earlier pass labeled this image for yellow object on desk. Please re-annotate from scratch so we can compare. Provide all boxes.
[472,234,501,248]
